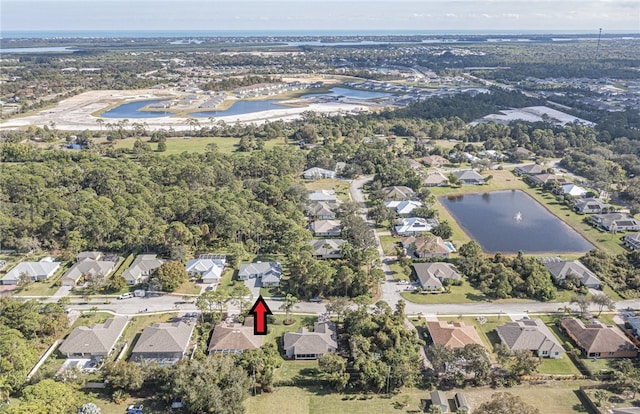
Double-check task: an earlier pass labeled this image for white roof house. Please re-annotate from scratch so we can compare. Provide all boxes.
[185,258,226,284]
[303,167,336,179]
[308,190,338,203]
[562,184,588,197]
[60,253,118,287]
[395,217,439,236]
[1,259,60,285]
[384,200,423,216]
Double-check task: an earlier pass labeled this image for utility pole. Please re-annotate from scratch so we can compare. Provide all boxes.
[386,364,391,396]
[595,28,603,60]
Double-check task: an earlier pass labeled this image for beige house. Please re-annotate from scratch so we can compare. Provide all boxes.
[561,317,637,359]
[283,319,337,360]
[130,320,195,366]
[427,321,483,349]
[58,317,128,360]
[208,317,264,355]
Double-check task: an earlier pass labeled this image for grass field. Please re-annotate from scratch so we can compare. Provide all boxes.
[245,381,595,414]
[304,179,352,203]
[400,282,487,304]
[388,261,410,281]
[109,136,286,155]
[378,234,399,256]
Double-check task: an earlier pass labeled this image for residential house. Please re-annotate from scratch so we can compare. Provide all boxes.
[60,252,118,287]
[208,317,264,355]
[283,318,337,359]
[612,408,640,414]
[625,317,640,340]
[395,217,439,236]
[238,262,282,287]
[385,200,423,216]
[508,147,535,161]
[380,186,415,200]
[412,262,462,292]
[421,155,448,168]
[303,167,336,179]
[590,213,640,232]
[561,317,637,358]
[122,254,164,286]
[58,317,128,360]
[130,320,195,366]
[496,318,565,359]
[562,184,589,198]
[426,321,483,349]
[423,172,449,187]
[308,189,338,203]
[310,239,346,259]
[514,164,545,175]
[542,258,601,289]
[185,257,226,284]
[527,173,568,186]
[401,235,455,258]
[574,198,611,214]
[624,233,640,250]
[453,170,485,185]
[306,201,339,220]
[430,390,449,413]
[405,157,423,170]
[310,220,342,237]
[1,258,60,285]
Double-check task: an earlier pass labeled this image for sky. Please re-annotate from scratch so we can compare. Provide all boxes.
[2,0,639,33]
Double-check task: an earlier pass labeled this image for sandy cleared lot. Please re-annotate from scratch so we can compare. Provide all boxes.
[0,88,368,132]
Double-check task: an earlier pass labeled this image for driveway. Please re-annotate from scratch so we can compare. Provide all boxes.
[244,278,261,299]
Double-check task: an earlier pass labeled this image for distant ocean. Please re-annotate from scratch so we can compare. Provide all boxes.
[2,29,636,39]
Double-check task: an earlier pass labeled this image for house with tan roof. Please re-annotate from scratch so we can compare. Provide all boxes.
[58,317,128,360]
[130,320,195,366]
[527,173,568,186]
[560,317,637,359]
[401,235,455,258]
[426,321,483,349]
[514,164,545,175]
[122,254,164,285]
[208,317,264,355]
[283,318,337,360]
[60,252,118,287]
[310,220,342,237]
[380,186,416,200]
[306,201,339,220]
[423,172,449,187]
[309,239,346,259]
[496,318,564,359]
[421,155,448,168]
[412,262,462,292]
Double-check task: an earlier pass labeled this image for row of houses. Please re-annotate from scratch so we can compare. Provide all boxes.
[58,314,337,368]
[427,316,638,360]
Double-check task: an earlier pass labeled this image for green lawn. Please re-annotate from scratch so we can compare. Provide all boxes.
[14,279,61,297]
[304,179,352,203]
[388,262,410,281]
[172,280,202,295]
[245,381,593,414]
[378,235,399,256]
[538,356,581,375]
[401,282,487,304]
[275,360,319,383]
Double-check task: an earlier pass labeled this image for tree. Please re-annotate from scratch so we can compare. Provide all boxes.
[235,343,282,393]
[167,356,250,414]
[280,294,299,324]
[153,261,188,292]
[592,293,615,317]
[593,389,609,407]
[570,293,591,317]
[475,392,539,414]
[102,360,146,392]
[318,353,349,392]
[431,221,453,239]
[509,349,542,376]
[6,379,80,414]
[326,296,351,325]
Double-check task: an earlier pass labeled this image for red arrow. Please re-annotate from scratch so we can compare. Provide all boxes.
[249,296,272,335]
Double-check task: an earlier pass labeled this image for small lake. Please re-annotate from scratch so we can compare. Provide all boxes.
[0,46,78,54]
[440,190,593,254]
[190,99,287,118]
[101,100,173,118]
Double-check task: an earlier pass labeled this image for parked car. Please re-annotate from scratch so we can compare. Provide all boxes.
[309,297,323,303]
[118,293,134,300]
[127,404,144,414]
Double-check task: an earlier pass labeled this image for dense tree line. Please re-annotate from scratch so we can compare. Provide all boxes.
[341,300,425,392]
[457,242,557,301]
[580,249,640,298]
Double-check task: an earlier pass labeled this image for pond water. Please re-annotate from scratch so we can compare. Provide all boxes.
[440,190,593,254]
[0,46,78,54]
[101,100,173,118]
[99,87,393,119]
[190,99,287,118]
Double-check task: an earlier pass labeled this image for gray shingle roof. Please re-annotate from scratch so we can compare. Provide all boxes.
[283,321,337,356]
[59,317,128,356]
[122,254,164,283]
[496,319,564,355]
[62,257,117,284]
[543,260,600,287]
[238,262,282,279]
[2,260,60,283]
[209,318,264,353]
[131,320,194,354]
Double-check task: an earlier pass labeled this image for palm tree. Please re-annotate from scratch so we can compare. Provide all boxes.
[280,294,299,324]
